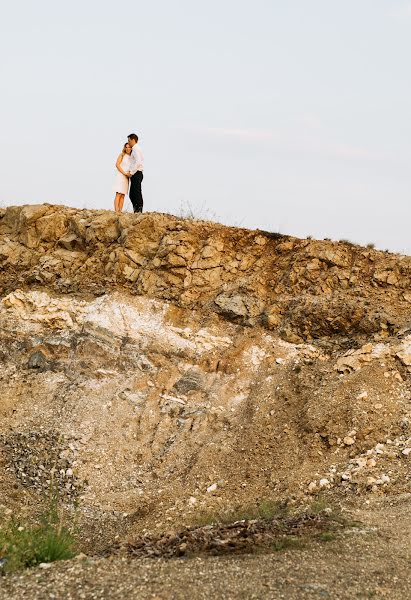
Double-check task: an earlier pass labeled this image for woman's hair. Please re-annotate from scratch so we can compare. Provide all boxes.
[122,142,130,154]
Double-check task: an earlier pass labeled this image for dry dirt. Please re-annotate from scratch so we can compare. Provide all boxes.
[0,205,411,598]
[1,498,411,599]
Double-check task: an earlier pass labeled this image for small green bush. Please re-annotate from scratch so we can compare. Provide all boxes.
[0,508,76,572]
[309,498,329,515]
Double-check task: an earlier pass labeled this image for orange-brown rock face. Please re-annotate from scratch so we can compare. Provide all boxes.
[0,205,411,546]
[0,204,411,343]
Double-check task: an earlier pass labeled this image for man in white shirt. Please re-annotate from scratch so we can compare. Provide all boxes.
[127,133,144,213]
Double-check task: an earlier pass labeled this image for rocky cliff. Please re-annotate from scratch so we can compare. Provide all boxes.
[0,205,410,549]
[1,204,411,343]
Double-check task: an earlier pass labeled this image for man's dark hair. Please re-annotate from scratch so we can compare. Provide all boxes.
[128,133,139,142]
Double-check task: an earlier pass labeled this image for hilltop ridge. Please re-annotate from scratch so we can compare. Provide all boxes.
[1,204,411,346]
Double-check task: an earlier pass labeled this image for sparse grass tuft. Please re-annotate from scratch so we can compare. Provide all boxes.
[309,498,330,515]
[272,536,304,552]
[317,531,336,542]
[339,239,356,246]
[345,519,363,529]
[177,200,219,223]
[366,243,375,249]
[308,498,347,524]
[257,230,286,240]
[257,499,289,520]
[0,503,76,572]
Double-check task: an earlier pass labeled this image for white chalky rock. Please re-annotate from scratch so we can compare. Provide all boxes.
[206,483,217,493]
[188,496,197,505]
[308,481,317,493]
[343,436,355,446]
[381,474,390,483]
[356,391,368,400]
[319,478,330,488]
[66,468,73,477]
[402,448,411,456]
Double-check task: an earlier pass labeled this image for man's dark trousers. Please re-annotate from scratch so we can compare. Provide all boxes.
[129,171,144,213]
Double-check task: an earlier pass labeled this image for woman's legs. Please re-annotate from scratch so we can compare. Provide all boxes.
[114,193,120,212]
[114,193,125,212]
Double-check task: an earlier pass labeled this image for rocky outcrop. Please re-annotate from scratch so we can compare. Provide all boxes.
[1,205,411,547]
[1,204,411,343]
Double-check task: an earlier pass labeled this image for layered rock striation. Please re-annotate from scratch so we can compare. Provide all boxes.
[0,205,411,545]
[1,204,411,342]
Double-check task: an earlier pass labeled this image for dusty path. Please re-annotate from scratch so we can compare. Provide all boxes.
[1,500,410,600]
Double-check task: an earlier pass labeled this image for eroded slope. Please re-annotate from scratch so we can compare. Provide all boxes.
[0,205,410,548]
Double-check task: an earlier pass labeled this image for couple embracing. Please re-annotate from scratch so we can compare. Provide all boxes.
[113,133,144,213]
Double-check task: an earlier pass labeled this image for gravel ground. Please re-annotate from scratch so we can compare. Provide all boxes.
[1,501,410,600]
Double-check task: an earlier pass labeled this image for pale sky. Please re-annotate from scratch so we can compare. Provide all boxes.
[1,0,410,253]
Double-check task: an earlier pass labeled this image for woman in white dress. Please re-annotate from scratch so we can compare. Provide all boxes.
[113,143,132,212]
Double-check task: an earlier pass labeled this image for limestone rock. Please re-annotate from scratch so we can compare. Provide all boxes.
[396,337,411,366]
[207,483,217,493]
[0,204,410,342]
[343,436,356,446]
[215,294,249,318]
[173,370,203,394]
[214,293,265,321]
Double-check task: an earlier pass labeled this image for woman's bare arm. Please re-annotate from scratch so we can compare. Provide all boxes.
[115,154,128,176]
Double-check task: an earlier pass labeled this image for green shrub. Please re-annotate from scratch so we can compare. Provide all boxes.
[0,507,76,572]
[309,498,329,515]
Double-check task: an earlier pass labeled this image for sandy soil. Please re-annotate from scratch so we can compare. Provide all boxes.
[1,498,410,600]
